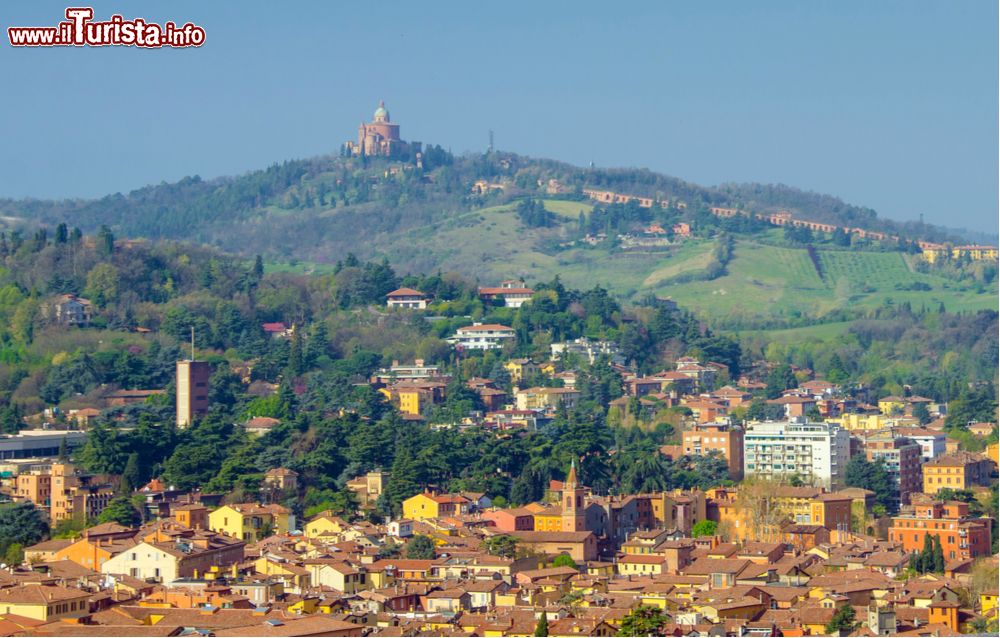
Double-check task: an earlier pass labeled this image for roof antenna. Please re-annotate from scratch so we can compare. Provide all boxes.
[190,326,195,361]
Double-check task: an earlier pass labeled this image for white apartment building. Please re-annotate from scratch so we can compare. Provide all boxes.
[373,359,440,383]
[447,323,516,350]
[743,418,850,489]
[893,427,946,463]
[550,337,626,365]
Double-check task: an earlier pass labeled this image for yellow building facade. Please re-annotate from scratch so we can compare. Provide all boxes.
[877,398,906,416]
[304,513,348,539]
[533,511,563,532]
[504,359,539,384]
[208,504,291,542]
[923,462,970,494]
[402,493,440,520]
[0,585,91,622]
[830,413,890,431]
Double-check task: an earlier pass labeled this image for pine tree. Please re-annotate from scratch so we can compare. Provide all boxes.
[403,535,435,560]
[305,322,329,367]
[383,447,422,516]
[827,353,849,384]
[97,495,140,527]
[276,382,297,419]
[825,604,858,634]
[618,606,667,637]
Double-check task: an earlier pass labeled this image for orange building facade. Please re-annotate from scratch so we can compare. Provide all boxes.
[888,499,991,561]
[682,422,744,480]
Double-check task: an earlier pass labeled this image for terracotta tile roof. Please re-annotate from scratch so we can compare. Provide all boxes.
[386,287,426,297]
[619,554,667,565]
[26,626,180,637]
[245,416,281,428]
[25,538,74,553]
[925,451,990,466]
[227,503,291,515]
[510,531,594,543]
[83,522,134,537]
[681,558,752,576]
[0,584,91,604]
[0,614,46,636]
[368,559,439,571]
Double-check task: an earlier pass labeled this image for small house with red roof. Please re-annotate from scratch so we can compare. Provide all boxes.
[261,322,293,339]
[386,287,429,310]
[478,281,535,308]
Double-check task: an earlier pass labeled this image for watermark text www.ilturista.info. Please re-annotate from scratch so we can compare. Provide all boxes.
[8,7,205,48]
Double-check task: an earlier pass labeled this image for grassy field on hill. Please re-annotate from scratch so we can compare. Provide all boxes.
[735,321,856,342]
[654,241,996,320]
[265,198,995,323]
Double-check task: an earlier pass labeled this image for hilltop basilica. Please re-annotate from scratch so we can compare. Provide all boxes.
[344,100,421,160]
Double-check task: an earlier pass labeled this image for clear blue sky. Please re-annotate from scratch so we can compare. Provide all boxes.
[1,1,996,232]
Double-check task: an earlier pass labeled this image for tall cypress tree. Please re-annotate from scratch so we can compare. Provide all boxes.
[534,614,548,637]
[931,535,945,572]
[919,533,934,573]
[121,452,141,494]
[286,329,304,376]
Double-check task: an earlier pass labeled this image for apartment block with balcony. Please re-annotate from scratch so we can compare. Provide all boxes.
[447,323,516,351]
[743,418,850,489]
[864,434,923,507]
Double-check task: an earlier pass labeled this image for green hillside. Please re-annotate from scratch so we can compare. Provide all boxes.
[263,195,995,321]
[1,150,994,326]
[360,197,995,320]
[650,241,996,320]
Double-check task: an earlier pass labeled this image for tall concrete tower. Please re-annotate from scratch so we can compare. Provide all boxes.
[176,359,210,428]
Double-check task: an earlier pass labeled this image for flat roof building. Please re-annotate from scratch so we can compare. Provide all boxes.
[0,430,87,460]
[743,418,850,489]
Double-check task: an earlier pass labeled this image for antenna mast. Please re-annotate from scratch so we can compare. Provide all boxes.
[488,130,494,154]
[190,326,195,361]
